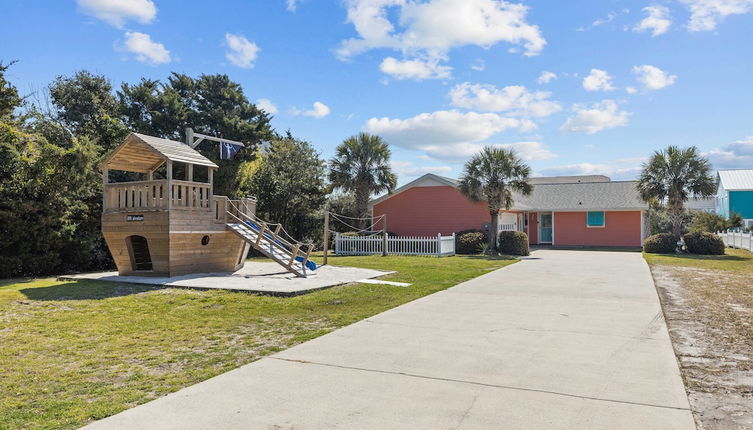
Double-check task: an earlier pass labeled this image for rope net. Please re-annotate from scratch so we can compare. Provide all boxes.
[327,211,384,236]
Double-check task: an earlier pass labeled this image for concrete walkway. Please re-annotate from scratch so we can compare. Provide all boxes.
[83,250,695,429]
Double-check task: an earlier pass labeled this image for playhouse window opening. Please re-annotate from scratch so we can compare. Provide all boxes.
[201,235,210,246]
[127,235,153,271]
[192,165,209,183]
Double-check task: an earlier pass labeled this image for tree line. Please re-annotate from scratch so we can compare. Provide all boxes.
[0,63,397,278]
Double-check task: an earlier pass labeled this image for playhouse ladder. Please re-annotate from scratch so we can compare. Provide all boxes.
[226,221,310,278]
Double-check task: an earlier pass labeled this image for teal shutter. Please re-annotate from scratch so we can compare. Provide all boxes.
[587,211,605,227]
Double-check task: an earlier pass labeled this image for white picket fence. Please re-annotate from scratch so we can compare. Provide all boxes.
[718,230,753,252]
[334,232,456,257]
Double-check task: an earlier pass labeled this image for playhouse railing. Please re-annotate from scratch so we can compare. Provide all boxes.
[213,196,256,224]
[104,179,213,213]
[224,200,314,274]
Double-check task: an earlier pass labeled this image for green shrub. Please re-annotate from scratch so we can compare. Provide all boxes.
[456,230,487,254]
[498,231,529,256]
[683,231,725,255]
[643,233,677,254]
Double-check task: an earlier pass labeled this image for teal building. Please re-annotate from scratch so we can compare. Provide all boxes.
[716,169,753,228]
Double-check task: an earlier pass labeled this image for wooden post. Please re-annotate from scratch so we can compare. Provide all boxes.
[208,167,214,214]
[146,169,153,181]
[382,214,388,256]
[102,167,109,211]
[166,161,173,210]
[323,211,330,265]
[187,163,194,181]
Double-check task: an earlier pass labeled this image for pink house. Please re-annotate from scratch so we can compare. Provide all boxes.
[369,174,648,248]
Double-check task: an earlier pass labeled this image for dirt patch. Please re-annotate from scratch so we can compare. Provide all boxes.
[651,265,753,430]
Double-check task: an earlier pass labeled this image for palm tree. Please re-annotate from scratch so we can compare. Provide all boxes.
[329,133,397,228]
[637,145,716,238]
[459,147,533,250]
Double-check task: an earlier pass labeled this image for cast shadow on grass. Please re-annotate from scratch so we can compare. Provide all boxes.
[20,281,164,301]
[651,253,750,262]
[463,254,519,260]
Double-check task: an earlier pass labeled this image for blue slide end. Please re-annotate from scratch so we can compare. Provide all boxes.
[296,257,317,271]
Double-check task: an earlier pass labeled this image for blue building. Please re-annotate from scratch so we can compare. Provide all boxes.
[716,169,753,228]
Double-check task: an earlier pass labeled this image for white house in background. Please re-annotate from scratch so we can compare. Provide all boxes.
[686,197,716,213]
[716,169,753,228]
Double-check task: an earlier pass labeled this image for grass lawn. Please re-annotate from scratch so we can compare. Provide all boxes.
[645,248,753,429]
[643,247,753,274]
[0,254,515,430]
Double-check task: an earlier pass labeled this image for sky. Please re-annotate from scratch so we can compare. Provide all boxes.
[2,0,753,185]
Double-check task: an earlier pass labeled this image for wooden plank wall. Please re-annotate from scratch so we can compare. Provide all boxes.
[102,211,170,276]
[102,207,251,277]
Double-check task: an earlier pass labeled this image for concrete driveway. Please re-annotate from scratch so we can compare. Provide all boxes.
[84,250,695,429]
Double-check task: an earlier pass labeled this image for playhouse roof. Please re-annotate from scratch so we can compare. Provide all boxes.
[101,133,219,173]
[718,169,753,191]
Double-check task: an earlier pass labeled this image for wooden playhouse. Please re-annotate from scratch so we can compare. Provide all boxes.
[100,132,315,278]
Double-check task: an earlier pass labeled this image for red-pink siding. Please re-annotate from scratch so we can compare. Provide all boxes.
[528,213,539,245]
[553,211,642,247]
[373,186,490,236]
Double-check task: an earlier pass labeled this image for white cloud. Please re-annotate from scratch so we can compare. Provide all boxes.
[380,56,452,80]
[538,71,557,84]
[256,98,278,115]
[77,0,156,28]
[497,141,558,161]
[470,59,486,71]
[363,110,544,161]
[337,0,545,78]
[634,5,672,36]
[577,10,618,31]
[560,100,630,134]
[449,82,561,118]
[539,158,645,181]
[365,110,530,147]
[704,136,753,168]
[625,86,638,94]
[301,101,331,118]
[286,0,302,12]
[225,33,260,69]
[633,65,677,90]
[122,32,171,65]
[338,0,546,58]
[391,160,453,177]
[680,0,753,31]
[582,69,615,92]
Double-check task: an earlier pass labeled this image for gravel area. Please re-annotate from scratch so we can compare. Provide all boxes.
[651,265,753,430]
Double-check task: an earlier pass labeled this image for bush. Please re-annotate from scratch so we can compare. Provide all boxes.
[456,230,487,254]
[643,233,677,254]
[498,231,529,256]
[683,231,725,255]
[688,211,727,233]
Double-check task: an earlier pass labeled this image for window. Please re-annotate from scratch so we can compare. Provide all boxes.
[586,211,605,228]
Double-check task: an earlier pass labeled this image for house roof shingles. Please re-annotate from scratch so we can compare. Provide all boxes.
[512,180,645,211]
[370,173,646,211]
[132,133,219,168]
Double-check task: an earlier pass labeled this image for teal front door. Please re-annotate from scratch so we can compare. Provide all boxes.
[540,213,553,243]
